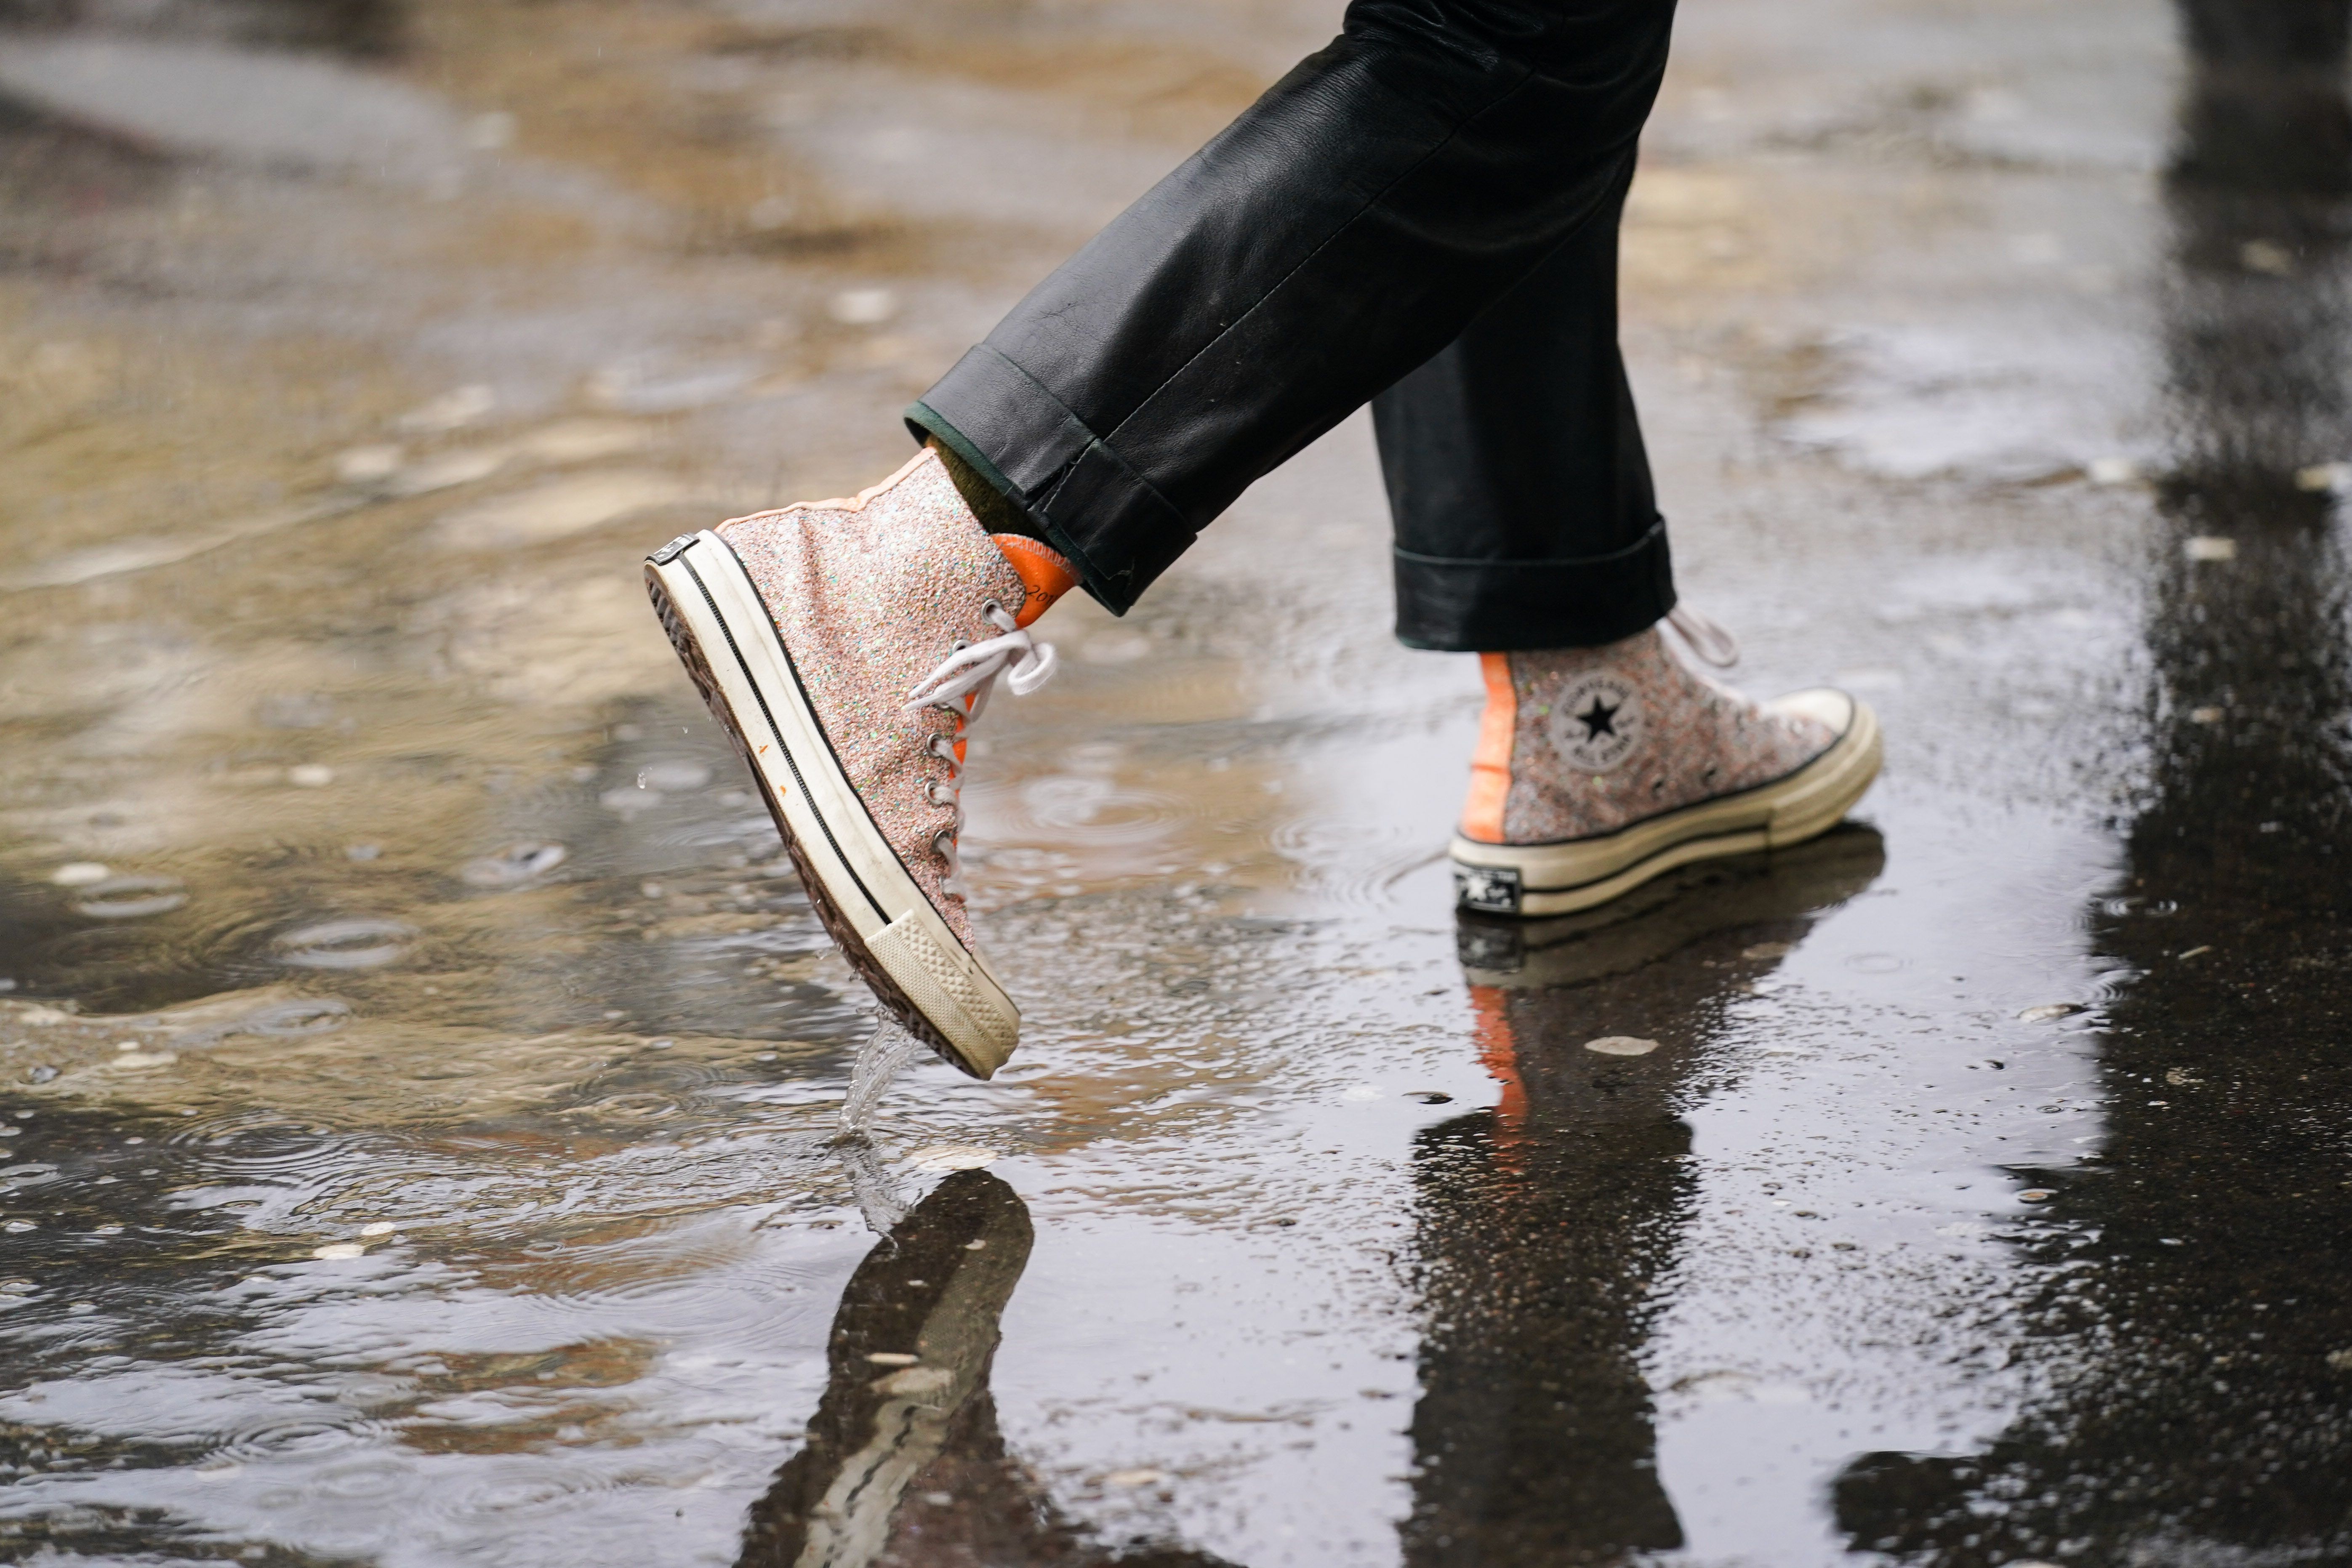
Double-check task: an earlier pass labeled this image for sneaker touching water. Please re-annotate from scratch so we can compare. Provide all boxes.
[642,449,1075,1078]
[1450,610,1883,918]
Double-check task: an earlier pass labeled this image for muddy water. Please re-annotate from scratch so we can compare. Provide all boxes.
[2,0,2349,1563]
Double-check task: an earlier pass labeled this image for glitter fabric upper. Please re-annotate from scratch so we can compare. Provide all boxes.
[716,449,1029,951]
[1486,628,1836,844]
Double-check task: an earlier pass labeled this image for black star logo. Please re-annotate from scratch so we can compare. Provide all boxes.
[1574,696,1621,740]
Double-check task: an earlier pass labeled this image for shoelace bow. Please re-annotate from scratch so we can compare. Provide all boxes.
[1666,604,1739,668]
[901,602,1057,892]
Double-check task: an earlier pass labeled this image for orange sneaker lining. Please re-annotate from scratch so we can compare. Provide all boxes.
[1461,652,1516,842]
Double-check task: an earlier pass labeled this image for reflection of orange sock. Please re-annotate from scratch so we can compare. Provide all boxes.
[991,534,1078,628]
[1469,985,1528,1169]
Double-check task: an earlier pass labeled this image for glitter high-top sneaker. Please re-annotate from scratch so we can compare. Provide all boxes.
[642,449,1075,1078]
[1450,613,1882,918]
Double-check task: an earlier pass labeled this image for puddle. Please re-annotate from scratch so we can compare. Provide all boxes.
[0,0,2347,1562]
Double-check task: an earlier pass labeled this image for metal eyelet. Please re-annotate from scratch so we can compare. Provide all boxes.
[981,599,1003,619]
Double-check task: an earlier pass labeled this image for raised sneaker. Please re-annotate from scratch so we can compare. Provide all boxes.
[643,448,1075,1078]
[1450,611,1882,918]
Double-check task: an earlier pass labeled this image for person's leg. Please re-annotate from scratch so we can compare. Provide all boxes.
[1356,145,1881,918]
[646,0,1876,1064]
[908,0,1682,615]
[645,0,1694,1066]
[1372,159,1673,652]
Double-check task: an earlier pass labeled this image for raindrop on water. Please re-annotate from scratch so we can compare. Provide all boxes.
[601,786,660,816]
[72,875,188,920]
[460,842,568,887]
[637,760,712,792]
[272,919,417,970]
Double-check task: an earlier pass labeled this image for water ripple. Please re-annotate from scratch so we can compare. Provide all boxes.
[270,919,418,971]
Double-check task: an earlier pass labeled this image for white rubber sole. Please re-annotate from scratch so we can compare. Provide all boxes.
[644,530,1020,1079]
[1450,690,1884,918]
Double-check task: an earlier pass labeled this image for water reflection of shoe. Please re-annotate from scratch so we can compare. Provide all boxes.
[1451,618,1881,918]
[644,450,1076,1078]
[1458,823,1887,988]
[739,1169,1034,1568]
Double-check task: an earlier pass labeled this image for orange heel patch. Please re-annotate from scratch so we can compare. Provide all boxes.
[1461,652,1516,842]
[990,535,1079,628]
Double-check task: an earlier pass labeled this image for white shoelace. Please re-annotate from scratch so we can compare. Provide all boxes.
[1666,604,1740,668]
[901,602,1058,891]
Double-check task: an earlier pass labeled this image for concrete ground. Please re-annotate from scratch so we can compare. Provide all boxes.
[0,0,2347,1563]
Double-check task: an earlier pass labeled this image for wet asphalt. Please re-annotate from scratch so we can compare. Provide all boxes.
[0,0,2349,1563]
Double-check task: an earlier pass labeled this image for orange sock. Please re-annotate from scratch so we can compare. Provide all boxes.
[991,535,1078,628]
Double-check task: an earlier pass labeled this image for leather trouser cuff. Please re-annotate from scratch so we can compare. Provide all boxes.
[1393,517,1675,652]
[907,346,1191,616]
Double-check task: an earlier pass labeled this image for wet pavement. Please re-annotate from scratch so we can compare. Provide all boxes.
[1,0,2349,1563]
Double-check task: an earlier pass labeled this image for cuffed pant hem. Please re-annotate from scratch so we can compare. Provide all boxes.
[907,346,1193,616]
[1393,519,1675,651]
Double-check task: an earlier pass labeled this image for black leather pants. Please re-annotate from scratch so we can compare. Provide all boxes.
[907,0,1680,652]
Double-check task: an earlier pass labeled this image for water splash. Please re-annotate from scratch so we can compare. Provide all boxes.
[839,1139,911,1235]
[836,1017,922,1141]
